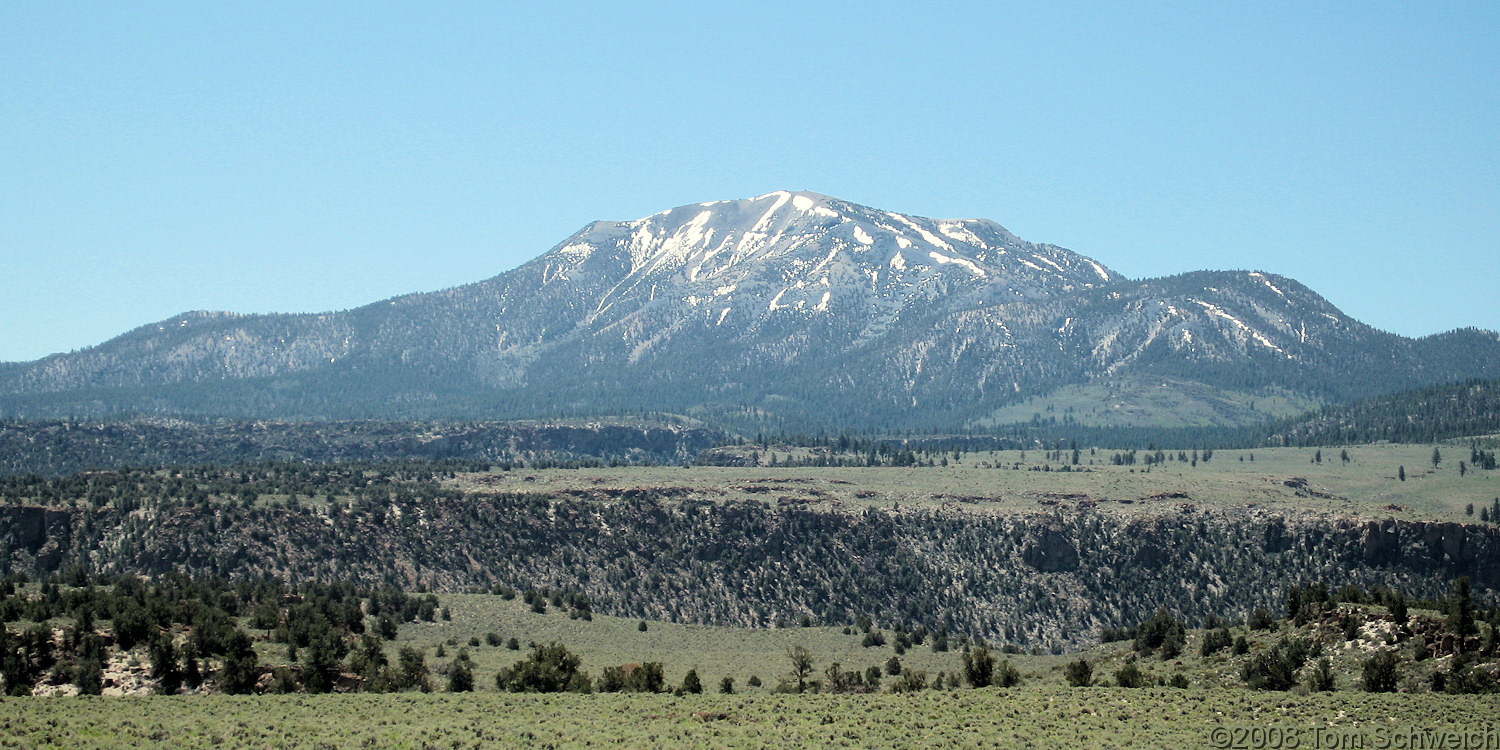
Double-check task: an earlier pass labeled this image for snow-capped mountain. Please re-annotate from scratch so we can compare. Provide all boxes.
[3,191,1498,430]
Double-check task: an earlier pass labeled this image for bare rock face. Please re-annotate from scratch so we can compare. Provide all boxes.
[100,649,155,697]
[1363,519,1404,565]
[0,506,73,568]
[1022,527,1079,572]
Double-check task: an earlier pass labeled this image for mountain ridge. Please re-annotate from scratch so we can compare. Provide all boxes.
[4,191,1499,430]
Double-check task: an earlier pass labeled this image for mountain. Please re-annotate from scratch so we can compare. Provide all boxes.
[3,191,1499,431]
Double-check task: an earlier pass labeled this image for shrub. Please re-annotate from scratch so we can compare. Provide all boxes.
[1247,608,1276,631]
[889,670,928,693]
[1242,637,1311,691]
[1306,657,1335,692]
[495,642,588,693]
[1113,661,1146,689]
[994,660,1022,688]
[1134,609,1186,658]
[1201,627,1234,657]
[1064,658,1093,687]
[624,662,665,693]
[597,666,627,693]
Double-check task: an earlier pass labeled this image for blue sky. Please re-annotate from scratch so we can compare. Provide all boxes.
[3,1,1497,362]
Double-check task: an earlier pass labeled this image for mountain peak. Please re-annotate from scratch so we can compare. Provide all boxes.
[4,193,1499,429]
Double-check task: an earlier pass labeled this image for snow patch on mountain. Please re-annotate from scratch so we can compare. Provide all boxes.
[887,212,954,251]
[1250,272,1287,298]
[1086,260,1112,282]
[938,221,984,246]
[928,251,986,277]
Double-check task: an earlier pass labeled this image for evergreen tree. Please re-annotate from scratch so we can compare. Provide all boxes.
[1362,650,1400,692]
[148,631,181,695]
[1448,577,1477,651]
[448,660,474,692]
[396,646,433,692]
[219,630,260,695]
[961,646,995,688]
[785,646,814,693]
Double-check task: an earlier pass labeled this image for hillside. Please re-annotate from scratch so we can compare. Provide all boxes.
[4,454,1498,649]
[1266,376,1500,446]
[3,192,1499,430]
[0,418,722,477]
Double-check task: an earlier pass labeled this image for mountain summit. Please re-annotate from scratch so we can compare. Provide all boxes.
[3,192,1498,430]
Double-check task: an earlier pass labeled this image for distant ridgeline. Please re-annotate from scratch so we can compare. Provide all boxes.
[0,419,724,477]
[716,375,1500,456]
[5,372,1500,478]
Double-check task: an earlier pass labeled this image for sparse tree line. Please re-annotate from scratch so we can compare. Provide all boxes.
[1076,578,1500,693]
[0,571,436,696]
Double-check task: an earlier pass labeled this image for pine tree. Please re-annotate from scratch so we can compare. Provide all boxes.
[1448,577,1477,651]
[448,660,474,692]
[961,646,995,688]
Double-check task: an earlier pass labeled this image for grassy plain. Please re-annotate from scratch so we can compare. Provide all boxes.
[455,441,1499,522]
[4,689,1497,749]
[398,593,1461,696]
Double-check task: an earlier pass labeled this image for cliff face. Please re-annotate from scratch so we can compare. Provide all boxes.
[2,498,1494,646]
[0,506,73,569]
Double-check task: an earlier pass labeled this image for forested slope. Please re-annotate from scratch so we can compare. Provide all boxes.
[3,464,1495,648]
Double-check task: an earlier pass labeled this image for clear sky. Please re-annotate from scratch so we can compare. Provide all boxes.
[3,1,1497,362]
